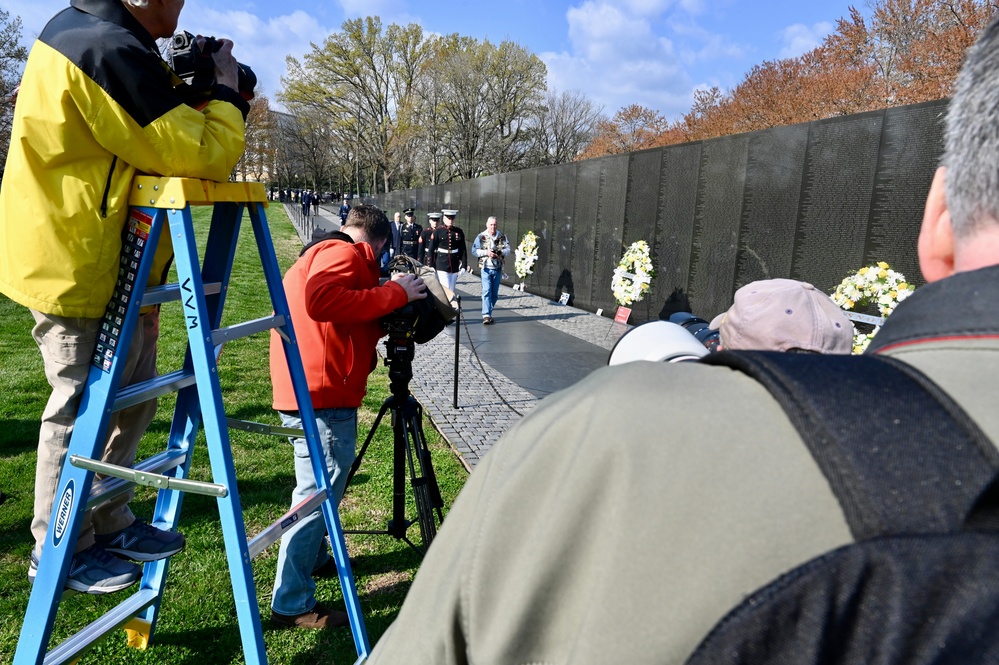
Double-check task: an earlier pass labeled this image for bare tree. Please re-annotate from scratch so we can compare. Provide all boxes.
[529,89,603,165]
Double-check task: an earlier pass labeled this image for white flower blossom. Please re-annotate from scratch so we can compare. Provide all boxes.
[831,262,916,353]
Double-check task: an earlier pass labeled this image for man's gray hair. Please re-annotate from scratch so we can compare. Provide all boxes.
[945,17,999,238]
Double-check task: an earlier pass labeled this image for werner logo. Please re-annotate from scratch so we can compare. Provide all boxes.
[53,480,75,548]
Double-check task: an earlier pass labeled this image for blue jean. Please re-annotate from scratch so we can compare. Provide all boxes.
[481,267,501,316]
[271,407,357,616]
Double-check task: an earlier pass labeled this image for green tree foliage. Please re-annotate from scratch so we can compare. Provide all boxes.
[280,18,547,189]
[0,9,29,182]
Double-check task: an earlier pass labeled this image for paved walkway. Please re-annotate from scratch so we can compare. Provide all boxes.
[284,203,632,469]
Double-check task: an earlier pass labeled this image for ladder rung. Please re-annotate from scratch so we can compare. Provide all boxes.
[70,456,228,498]
[141,281,222,307]
[44,588,158,665]
[227,417,304,438]
[87,449,188,511]
[211,314,286,347]
[113,368,196,412]
[247,489,327,558]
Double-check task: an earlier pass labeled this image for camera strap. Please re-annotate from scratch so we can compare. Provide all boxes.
[700,350,999,538]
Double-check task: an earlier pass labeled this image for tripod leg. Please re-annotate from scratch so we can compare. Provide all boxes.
[401,415,437,550]
[345,398,391,489]
[412,403,445,518]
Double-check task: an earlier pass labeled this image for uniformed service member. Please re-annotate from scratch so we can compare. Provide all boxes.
[430,209,467,291]
[399,208,422,260]
[420,213,441,267]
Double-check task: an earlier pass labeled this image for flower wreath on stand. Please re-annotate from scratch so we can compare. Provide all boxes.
[514,231,539,291]
[831,261,916,354]
[612,240,655,307]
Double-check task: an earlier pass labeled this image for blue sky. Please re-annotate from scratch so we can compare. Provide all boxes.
[8,0,861,119]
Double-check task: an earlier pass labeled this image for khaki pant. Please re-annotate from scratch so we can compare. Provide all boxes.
[30,309,160,555]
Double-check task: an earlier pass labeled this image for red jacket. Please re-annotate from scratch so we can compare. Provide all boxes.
[271,234,408,410]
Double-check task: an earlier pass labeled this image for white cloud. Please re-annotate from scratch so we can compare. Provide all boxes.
[544,0,748,118]
[779,21,833,58]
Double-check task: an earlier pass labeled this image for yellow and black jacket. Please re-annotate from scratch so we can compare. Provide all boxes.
[0,0,248,318]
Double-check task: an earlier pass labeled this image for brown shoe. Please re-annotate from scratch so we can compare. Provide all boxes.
[270,603,349,629]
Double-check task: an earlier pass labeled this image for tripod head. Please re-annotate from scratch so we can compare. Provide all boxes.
[383,334,415,400]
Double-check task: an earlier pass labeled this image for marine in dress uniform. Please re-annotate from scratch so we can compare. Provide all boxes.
[420,213,440,267]
[430,209,466,291]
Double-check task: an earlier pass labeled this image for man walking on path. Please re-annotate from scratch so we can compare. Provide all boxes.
[430,209,467,291]
[420,213,440,267]
[472,216,509,324]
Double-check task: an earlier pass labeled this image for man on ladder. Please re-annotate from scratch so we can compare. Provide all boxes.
[0,0,248,594]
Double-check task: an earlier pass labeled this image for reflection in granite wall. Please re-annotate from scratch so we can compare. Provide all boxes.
[369,98,946,324]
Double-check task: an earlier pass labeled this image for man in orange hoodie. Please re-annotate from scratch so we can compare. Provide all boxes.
[268,204,427,630]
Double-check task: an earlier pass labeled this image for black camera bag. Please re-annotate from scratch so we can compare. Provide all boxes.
[689,350,999,665]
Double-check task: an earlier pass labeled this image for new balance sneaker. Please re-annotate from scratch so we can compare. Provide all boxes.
[95,520,186,562]
[28,545,141,594]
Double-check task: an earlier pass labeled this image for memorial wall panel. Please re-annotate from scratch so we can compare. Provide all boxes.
[504,172,523,281]
[656,142,701,317]
[791,112,883,293]
[552,164,578,300]
[864,100,946,287]
[518,170,539,258]
[625,148,664,321]
[572,159,602,305]
[592,155,629,315]
[736,123,809,288]
[372,99,940,324]
[534,167,557,293]
[689,135,749,317]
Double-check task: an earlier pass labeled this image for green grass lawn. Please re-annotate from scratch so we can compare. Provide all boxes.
[0,203,468,663]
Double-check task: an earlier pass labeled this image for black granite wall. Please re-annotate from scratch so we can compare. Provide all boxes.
[368,98,946,324]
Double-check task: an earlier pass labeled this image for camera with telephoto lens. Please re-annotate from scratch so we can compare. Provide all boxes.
[668,312,721,353]
[607,312,722,366]
[169,31,256,102]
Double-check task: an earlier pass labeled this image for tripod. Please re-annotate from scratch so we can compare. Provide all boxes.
[345,334,444,554]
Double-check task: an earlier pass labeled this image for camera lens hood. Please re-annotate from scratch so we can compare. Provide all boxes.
[608,320,710,366]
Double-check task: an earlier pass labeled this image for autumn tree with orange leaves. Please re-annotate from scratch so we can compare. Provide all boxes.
[581,0,997,159]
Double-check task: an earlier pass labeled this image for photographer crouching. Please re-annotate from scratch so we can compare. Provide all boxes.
[267,205,427,629]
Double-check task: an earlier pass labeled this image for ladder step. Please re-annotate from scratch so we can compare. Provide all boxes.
[227,417,304,438]
[70,456,228,498]
[141,281,222,307]
[113,369,196,412]
[44,588,158,665]
[86,449,188,511]
[211,314,286,347]
[247,489,327,558]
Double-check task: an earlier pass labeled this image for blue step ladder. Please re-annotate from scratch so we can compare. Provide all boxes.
[14,177,370,664]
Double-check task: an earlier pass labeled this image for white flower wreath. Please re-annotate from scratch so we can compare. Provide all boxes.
[611,240,654,307]
[515,231,539,281]
[831,261,916,354]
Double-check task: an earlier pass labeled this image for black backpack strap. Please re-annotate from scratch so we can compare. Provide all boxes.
[701,351,999,539]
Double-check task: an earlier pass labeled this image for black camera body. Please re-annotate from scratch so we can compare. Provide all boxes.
[170,31,256,102]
